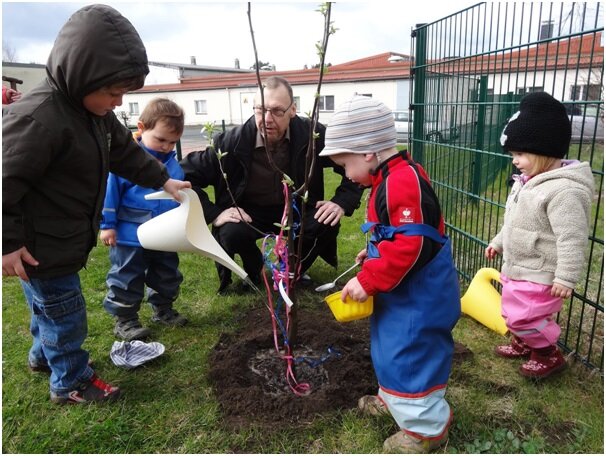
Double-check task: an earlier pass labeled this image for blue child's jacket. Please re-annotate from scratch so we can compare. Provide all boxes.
[100,138,185,247]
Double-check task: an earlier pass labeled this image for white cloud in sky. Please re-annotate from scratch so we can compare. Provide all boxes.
[2,1,473,70]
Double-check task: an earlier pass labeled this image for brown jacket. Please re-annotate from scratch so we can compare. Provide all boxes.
[2,4,169,278]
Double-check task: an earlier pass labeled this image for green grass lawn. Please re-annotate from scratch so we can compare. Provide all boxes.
[2,170,603,453]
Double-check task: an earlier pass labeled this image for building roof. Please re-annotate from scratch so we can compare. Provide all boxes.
[149,60,253,74]
[137,52,412,93]
[135,32,603,94]
[2,61,46,69]
[432,32,603,75]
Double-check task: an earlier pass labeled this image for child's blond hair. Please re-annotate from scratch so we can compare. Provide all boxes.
[139,98,185,135]
[527,153,560,176]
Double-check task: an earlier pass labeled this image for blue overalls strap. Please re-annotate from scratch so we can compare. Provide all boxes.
[361,222,446,245]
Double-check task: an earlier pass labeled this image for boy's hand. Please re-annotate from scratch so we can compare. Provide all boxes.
[341,277,369,303]
[2,247,39,281]
[5,88,22,103]
[100,229,117,247]
[355,248,367,265]
[162,178,192,202]
[551,283,573,298]
[485,246,500,260]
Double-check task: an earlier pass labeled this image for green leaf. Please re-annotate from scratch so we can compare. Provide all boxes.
[282,174,294,187]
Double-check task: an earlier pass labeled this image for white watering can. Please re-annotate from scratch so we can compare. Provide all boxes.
[137,189,257,290]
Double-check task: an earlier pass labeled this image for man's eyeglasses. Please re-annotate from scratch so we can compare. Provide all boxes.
[253,101,293,118]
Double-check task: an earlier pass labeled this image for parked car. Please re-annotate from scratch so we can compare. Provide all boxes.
[425,124,460,144]
[393,110,410,143]
[565,103,604,143]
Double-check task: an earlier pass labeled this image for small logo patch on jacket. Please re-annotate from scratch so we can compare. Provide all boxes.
[398,207,415,223]
[106,133,112,150]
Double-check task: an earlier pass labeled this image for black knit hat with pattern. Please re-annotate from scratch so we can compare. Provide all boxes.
[500,92,571,158]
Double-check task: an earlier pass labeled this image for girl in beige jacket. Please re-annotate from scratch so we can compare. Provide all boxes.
[486,92,594,379]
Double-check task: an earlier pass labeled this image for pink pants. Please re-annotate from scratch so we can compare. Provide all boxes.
[500,274,562,349]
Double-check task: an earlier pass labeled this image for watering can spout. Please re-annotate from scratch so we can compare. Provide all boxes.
[137,189,249,281]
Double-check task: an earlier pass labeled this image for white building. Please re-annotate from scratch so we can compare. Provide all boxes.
[121,52,413,127]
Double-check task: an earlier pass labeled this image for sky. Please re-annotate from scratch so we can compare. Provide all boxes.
[2,0,474,73]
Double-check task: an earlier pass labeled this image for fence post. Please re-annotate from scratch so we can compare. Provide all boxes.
[471,76,488,199]
[412,24,427,165]
[176,139,182,162]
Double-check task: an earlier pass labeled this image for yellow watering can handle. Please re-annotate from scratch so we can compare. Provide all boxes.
[461,267,508,335]
[483,267,501,284]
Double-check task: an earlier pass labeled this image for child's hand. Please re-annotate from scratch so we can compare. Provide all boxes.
[163,178,192,202]
[100,229,117,247]
[485,246,500,260]
[2,247,39,281]
[355,248,367,265]
[341,277,369,303]
[551,283,573,298]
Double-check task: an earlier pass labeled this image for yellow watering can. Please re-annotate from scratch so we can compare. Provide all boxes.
[460,267,509,335]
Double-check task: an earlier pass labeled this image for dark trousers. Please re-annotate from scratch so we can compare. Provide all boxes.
[213,204,339,290]
[103,245,183,318]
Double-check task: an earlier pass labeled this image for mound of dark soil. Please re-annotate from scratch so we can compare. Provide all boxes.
[208,301,472,429]
[208,303,376,428]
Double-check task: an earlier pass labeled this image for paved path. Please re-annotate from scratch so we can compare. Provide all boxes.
[180,125,208,156]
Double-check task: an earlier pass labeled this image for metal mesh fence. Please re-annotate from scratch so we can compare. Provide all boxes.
[411,2,604,371]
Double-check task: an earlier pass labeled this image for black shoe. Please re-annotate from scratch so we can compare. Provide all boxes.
[234,275,262,294]
[217,266,233,293]
[50,374,120,405]
[114,318,151,341]
[152,308,188,326]
[28,360,52,374]
[288,272,313,287]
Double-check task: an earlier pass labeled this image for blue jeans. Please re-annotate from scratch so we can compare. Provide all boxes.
[20,273,94,394]
[103,245,183,318]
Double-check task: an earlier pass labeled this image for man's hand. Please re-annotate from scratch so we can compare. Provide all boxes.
[213,207,252,227]
[162,178,192,202]
[314,200,345,226]
[100,229,117,247]
[2,247,39,281]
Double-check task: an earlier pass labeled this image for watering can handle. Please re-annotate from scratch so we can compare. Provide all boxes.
[144,190,188,202]
[478,267,502,284]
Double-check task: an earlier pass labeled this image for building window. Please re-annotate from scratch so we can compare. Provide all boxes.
[293,96,301,112]
[569,84,602,102]
[128,102,139,115]
[195,99,207,115]
[319,95,335,112]
[516,86,544,95]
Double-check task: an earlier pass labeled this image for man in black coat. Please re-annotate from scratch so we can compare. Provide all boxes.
[181,76,364,292]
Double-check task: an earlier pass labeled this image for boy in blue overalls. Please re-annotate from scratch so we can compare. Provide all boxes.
[321,96,460,453]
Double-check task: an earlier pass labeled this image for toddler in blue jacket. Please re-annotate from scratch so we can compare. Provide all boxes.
[100,98,188,340]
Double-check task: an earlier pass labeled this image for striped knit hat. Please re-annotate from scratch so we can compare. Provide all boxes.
[320,96,397,156]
